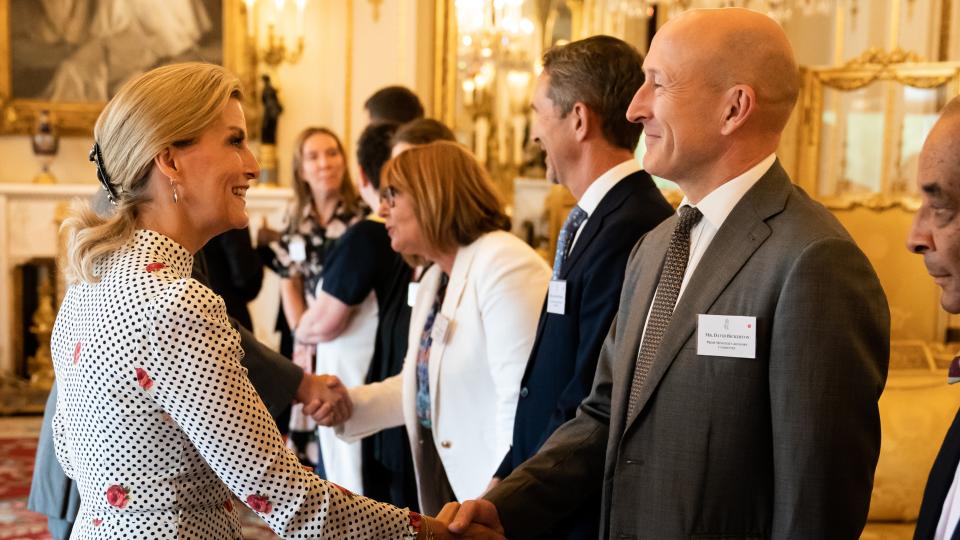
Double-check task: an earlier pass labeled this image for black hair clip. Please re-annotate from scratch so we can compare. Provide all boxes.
[89,142,119,206]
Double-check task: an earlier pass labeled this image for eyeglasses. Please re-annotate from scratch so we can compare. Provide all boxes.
[379,185,398,208]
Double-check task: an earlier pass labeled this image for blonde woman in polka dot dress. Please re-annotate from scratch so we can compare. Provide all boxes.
[51,62,499,540]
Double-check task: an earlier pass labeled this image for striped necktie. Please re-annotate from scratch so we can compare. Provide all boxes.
[552,205,588,280]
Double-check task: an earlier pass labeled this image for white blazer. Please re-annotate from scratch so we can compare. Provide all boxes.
[337,230,550,503]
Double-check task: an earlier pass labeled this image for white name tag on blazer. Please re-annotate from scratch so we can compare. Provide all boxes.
[697,314,757,359]
[546,280,567,315]
[407,282,420,307]
[288,236,307,263]
[432,314,452,344]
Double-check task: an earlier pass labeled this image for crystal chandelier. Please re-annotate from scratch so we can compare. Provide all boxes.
[455,0,537,167]
[608,0,834,22]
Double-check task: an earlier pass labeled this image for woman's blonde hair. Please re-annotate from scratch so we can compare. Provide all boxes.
[381,140,510,266]
[62,62,242,284]
[289,127,360,233]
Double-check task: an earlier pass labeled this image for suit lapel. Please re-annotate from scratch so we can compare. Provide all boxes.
[560,172,648,279]
[610,222,673,414]
[428,239,479,422]
[523,173,650,378]
[623,162,792,429]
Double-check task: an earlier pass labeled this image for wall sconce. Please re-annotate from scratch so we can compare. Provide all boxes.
[244,0,307,68]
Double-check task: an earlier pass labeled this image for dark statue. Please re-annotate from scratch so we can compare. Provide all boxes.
[261,74,283,144]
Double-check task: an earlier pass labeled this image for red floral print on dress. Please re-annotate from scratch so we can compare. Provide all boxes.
[73,342,81,365]
[332,483,355,499]
[105,485,130,509]
[224,499,234,512]
[246,494,272,514]
[92,518,103,527]
[409,511,423,532]
[145,262,167,273]
[134,368,154,390]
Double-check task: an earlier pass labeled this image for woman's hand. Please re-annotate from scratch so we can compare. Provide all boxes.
[300,374,353,426]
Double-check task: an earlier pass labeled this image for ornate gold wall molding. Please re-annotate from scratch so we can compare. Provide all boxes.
[820,193,921,212]
[813,49,956,91]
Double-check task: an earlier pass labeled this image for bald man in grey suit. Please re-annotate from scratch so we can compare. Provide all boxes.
[451,8,889,539]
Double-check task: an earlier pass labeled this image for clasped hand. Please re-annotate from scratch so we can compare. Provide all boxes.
[295,372,352,426]
[425,501,506,540]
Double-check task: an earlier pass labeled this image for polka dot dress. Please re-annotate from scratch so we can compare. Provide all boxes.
[51,229,418,539]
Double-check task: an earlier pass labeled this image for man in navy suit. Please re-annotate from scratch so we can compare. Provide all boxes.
[910,96,960,539]
[490,35,672,539]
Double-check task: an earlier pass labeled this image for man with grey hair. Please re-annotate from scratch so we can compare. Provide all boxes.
[452,8,889,538]
[490,34,671,540]
[909,96,960,539]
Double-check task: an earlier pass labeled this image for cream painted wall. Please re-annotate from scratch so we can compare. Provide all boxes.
[233,0,436,186]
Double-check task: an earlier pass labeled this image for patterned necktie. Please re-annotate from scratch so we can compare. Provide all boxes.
[626,205,704,419]
[552,205,589,280]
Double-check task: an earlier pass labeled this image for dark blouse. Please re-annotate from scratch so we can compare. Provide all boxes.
[265,201,368,299]
[320,218,417,507]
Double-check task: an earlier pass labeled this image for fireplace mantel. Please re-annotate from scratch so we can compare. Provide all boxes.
[0,183,293,376]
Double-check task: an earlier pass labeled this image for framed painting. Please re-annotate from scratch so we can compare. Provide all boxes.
[0,0,258,135]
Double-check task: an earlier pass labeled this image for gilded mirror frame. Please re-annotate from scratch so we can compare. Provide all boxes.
[795,49,960,211]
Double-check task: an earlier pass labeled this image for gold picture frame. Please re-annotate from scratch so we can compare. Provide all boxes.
[0,0,258,136]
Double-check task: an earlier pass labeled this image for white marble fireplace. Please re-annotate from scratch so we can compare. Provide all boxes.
[0,183,293,376]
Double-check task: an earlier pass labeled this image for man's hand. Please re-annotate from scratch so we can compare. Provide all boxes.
[422,502,505,539]
[447,499,504,537]
[296,374,352,426]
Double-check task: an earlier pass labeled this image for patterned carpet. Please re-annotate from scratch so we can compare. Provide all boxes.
[0,435,279,540]
[0,437,50,540]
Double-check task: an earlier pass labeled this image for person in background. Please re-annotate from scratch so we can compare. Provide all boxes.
[259,126,368,469]
[450,8,889,539]
[909,96,960,540]
[364,85,425,125]
[295,121,419,509]
[490,35,674,539]
[46,61,484,540]
[391,118,457,156]
[201,227,262,331]
[326,141,551,516]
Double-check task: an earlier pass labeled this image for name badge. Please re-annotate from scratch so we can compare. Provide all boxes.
[288,236,307,263]
[407,282,420,307]
[697,314,756,359]
[432,314,452,344]
[546,280,567,315]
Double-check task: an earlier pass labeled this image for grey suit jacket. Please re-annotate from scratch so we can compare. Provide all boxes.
[486,161,890,539]
[28,260,303,522]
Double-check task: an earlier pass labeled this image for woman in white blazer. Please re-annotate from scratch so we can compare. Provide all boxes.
[333,141,550,514]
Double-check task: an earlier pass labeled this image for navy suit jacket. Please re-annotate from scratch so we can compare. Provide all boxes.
[496,170,672,539]
[916,408,960,539]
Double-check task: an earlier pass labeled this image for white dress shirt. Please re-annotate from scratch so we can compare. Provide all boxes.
[637,153,776,353]
[569,159,642,250]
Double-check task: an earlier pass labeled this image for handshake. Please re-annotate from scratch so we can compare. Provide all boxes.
[420,500,506,540]
[294,370,353,426]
